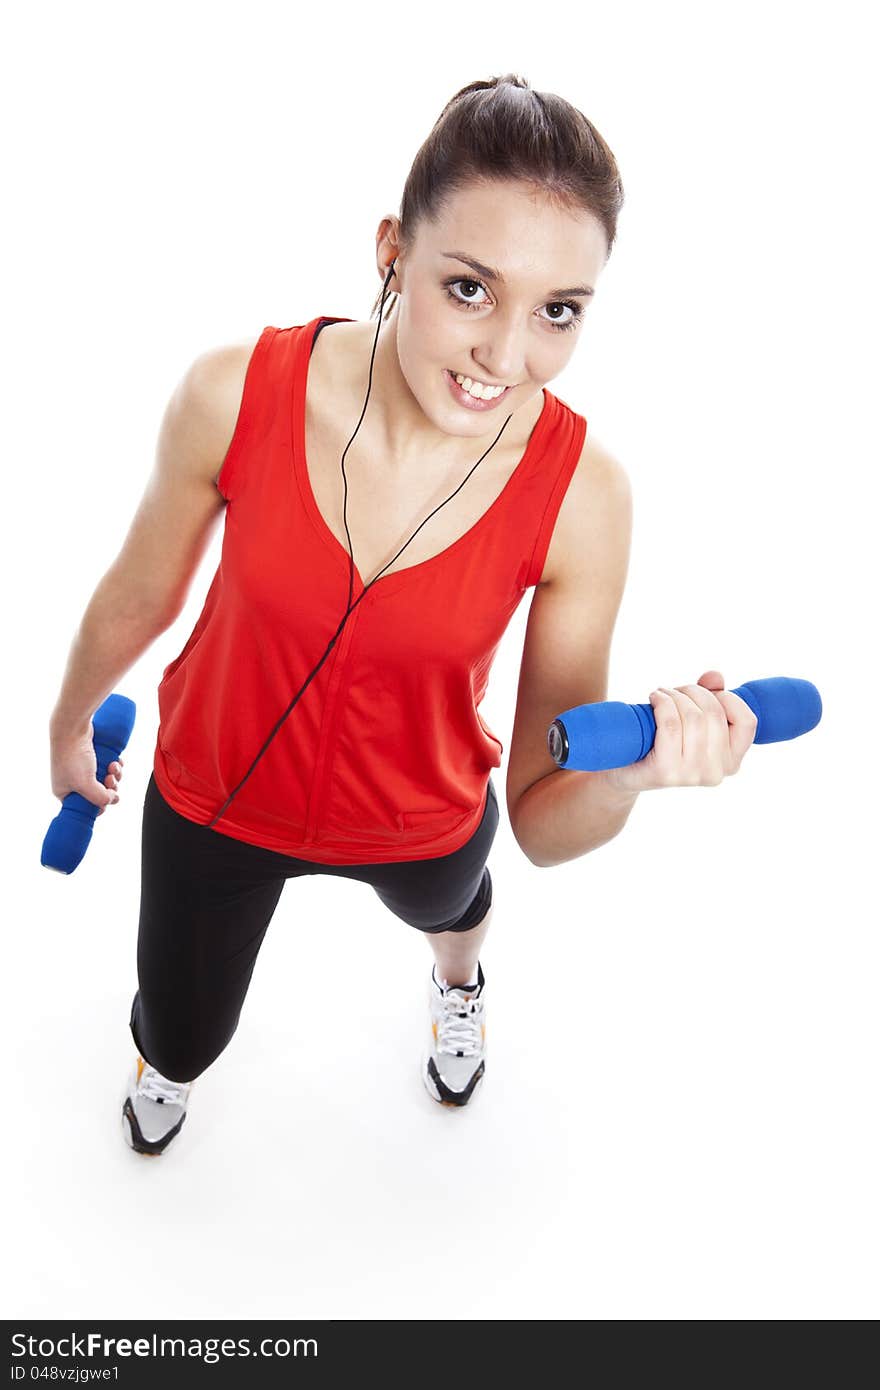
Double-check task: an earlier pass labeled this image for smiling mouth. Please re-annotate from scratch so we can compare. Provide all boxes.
[445,369,514,396]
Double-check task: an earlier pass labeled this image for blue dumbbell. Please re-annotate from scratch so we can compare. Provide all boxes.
[42,694,136,874]
[547,676,821,770]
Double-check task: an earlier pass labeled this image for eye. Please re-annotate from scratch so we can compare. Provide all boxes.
[443,277,583,333]
[445,278,491,310]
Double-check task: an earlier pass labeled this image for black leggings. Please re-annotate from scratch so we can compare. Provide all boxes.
[128,772,499,1082]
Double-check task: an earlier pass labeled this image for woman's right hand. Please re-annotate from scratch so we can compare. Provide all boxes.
[603,671,757,795]
[50,723,124,815]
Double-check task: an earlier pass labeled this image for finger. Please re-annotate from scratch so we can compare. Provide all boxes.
[697,670,725,691]
[661,685,724,781]
[671,683,731,743]
[670,683,727,712]
[711,689,759,763]
[651,688,683,761]
[659,685,702,721]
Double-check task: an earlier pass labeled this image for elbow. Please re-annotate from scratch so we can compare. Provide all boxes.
[513,833,577,870]
[514,824,624,870]
[510,816,548,869]
[517,842,552,869]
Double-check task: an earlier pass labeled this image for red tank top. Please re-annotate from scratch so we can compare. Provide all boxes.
[152,316,587,863]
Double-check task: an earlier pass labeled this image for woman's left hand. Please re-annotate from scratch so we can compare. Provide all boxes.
[606,670,759,795]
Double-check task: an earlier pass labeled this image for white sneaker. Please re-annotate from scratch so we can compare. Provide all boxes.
[121,1054,194,1156]
[422,962,487,1106]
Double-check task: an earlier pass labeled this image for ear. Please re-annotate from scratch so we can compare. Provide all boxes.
[375,216,403,277]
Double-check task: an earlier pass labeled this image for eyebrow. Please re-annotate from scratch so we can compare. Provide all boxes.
[441,250,594,299]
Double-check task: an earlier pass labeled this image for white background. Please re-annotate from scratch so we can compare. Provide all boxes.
[4,0,877,1320]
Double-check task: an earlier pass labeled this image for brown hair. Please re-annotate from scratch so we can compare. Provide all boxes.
[370,72,624,321]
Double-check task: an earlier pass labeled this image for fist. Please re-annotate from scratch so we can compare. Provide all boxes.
[607,671,758,794]
[49,724,125,816]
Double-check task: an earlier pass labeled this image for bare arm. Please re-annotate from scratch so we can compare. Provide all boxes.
[49,600,179,743]
[508,453,754,864]
[512,768,640,869]
[49,340,252,743]
[507,436,636,868]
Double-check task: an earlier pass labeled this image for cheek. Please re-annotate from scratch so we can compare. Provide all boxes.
[401,312,456,375]
[406,296,447,351]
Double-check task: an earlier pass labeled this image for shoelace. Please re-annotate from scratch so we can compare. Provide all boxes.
[138,1064,190,1105]
[435,989,484,1058]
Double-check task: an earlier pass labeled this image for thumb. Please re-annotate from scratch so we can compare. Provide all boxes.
[90,784,119,814]
[698,670,725,692]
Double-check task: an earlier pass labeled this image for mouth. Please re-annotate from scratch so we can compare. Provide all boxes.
[443,368,515,411]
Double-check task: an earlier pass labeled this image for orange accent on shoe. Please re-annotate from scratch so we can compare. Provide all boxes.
[136,1056,145,1082]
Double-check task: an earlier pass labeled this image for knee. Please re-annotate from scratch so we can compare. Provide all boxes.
[451,870,493,933]
[423,893,494,937]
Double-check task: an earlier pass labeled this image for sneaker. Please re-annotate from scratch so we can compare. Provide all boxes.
[121,1054,194,1156]
[422,962,487,1107]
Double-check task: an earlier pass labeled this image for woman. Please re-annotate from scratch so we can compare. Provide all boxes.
[48,74,757,1156]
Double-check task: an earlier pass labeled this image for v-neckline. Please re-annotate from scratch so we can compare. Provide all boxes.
[291,315,553,598]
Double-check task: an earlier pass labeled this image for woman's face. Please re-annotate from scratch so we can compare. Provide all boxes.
[383,179,608,433]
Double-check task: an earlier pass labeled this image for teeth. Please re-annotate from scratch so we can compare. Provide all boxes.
[453,372,507,400]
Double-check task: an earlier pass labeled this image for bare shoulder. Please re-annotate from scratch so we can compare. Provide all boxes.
[538,427,633,589]
[175,334,263,490]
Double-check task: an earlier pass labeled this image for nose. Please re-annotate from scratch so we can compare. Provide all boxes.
[469,355,524,387]
[471,323,526,387]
